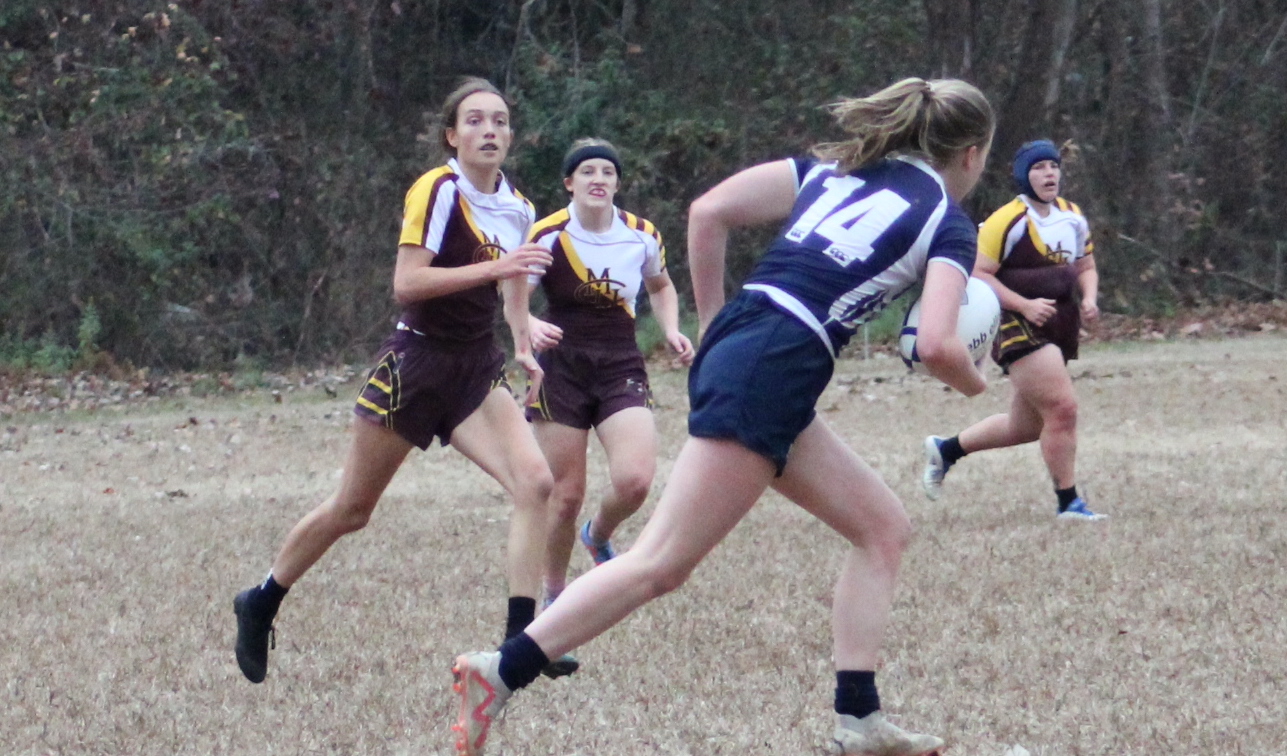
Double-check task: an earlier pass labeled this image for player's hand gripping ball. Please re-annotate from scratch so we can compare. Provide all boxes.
[899,277,1001,373]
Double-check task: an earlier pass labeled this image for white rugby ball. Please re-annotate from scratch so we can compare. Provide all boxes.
[899,277,1001,374]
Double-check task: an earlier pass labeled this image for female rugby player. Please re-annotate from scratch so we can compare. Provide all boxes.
[525,138,694,613]
[232,78,557,684]
[922,139,1105,521]
[451,77,995,756]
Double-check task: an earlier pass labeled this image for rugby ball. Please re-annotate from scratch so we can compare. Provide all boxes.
[899,277,1001,374]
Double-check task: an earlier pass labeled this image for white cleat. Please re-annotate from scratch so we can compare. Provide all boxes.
[832,712,945,756]
[451,652,512,756]
[921,436,949,501]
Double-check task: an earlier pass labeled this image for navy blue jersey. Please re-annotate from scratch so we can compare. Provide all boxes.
[743,156,977,356]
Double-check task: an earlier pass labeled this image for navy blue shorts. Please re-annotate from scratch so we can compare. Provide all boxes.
[687,290,835,476]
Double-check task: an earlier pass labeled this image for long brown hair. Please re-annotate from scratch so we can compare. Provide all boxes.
[812,78,995,173]
[437,77,508,157]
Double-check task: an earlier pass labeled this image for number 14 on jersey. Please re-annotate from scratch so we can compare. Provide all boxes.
[784,175,911,266]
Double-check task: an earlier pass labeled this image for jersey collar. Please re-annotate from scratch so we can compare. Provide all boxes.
[566,202,623,239]
[895,154,949,195]
[448,158,524,212]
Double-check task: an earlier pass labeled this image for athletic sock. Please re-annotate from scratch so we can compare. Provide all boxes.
[1056,486,1079,512]
[497,632,549,691]
[250,573,289,616]
[940,436,967,467]
[504,596,537,641]
[835,670,881,719]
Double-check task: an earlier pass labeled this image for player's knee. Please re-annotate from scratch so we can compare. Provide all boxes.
[328,499,376,535]
[611,470,652,509]
[892,513,916,552]
[849,505,913,565]
[513,459,555,509]
[644,566,691,599]
[549,484,586,523]
[1044,395,1078,431]
[879,509,914,558]
[637,554,693,599]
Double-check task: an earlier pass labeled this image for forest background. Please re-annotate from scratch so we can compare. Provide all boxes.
[1,0,1284,370]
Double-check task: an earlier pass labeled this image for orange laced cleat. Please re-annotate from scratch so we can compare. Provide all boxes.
[451,652,512,756]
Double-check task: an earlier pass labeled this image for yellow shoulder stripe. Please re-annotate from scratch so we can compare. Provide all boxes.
[528,208,572,243]
[977,198,1027,264]
[620,210,663,245]
[399,165,457,248]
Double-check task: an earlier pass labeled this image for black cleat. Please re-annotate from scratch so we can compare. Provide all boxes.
[233,588,277,683]
[540,653,580,679]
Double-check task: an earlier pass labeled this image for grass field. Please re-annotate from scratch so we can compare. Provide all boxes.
[3,336,1285,755]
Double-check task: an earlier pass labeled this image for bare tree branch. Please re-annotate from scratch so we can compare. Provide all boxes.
[505,0,542,92]
[1214,271,1281,298]
[1262,12,1287,65]
[1183,1,1226,148]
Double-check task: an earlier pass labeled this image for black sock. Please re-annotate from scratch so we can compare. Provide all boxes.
[251,573,289,616]
[835,670,880,719]
[504,597,537,641]
[1056,486,1079,512]
[496,632,549,691]
[940,436,967,467]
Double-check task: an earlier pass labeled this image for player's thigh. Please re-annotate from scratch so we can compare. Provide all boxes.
[328,417,415,517]
[451,387,551,495]
[594,406,658,486]
[1008,344,1076,418]
[770,417,908,547]
[628,437,773,575]
[532,420,590,493]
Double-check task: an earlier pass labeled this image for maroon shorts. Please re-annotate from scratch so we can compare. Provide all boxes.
[992,302,1080,372]
[353,330,509,449]
[525,343,652,429]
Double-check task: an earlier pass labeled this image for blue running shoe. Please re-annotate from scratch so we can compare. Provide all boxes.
[579,520,616,565]
[1057,497,1107,521]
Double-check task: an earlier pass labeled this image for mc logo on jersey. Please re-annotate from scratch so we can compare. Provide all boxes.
[575,267,626,309]
[1043,240,1070,265]
[473,233,505,264]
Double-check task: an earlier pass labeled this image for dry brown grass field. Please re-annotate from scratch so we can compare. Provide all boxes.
[3,336,1285,756]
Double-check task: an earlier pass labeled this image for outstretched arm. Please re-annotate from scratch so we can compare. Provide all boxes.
[687,160,798,336]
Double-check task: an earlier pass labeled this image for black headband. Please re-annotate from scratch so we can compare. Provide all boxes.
[561,145,622,178]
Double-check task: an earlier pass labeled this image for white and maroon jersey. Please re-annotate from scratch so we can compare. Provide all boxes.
[397,158,536,343]
[527,204,666,346]
[977,195,1093,269]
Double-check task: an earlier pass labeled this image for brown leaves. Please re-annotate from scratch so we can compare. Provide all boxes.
[1085,301,1287,343]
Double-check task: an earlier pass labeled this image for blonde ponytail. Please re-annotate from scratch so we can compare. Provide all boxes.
[812,78,994,173]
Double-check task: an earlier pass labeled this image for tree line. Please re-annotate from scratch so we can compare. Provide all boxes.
[1,0,1283,369]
